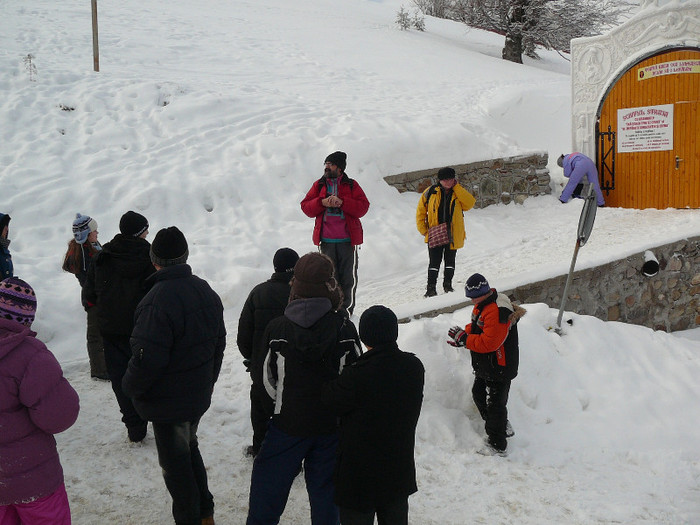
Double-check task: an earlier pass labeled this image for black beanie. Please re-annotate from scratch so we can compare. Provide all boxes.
[438,167,456,180]
[359,305,398,348]
[119,211,149,237]
[324,151,347,171]
[465,273,490,299]
[273,247,299,273]
[150,226,189,267]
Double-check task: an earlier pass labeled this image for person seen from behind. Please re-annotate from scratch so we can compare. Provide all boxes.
[83,211,154,443]
[0,213,13,279]
[447,273,524,456]
[246,252,362,525]
[237,247,299,457]
[324,305,424,525]
[123,226,226,525]
[0,277,80,525]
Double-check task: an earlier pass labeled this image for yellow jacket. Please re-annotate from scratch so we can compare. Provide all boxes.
[416,183,476,250]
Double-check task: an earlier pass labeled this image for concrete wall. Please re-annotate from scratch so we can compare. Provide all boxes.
[384,152,551,207]
[402,236,700,333]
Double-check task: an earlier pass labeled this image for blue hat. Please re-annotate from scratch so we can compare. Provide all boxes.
[72,213,98,245]
[465,273,490,299]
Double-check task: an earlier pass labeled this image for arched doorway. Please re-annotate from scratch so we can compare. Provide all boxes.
[596,47,700,209]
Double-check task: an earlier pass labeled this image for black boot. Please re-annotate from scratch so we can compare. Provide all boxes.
[425,270,438,298]
[444,266,455,293]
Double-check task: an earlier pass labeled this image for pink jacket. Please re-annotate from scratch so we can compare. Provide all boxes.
[0,318,80,505]
[300,173,370,246]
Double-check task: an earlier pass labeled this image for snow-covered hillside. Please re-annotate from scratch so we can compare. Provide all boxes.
[2,0,699,523]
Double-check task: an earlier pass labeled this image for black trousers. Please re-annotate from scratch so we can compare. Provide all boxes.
[472,376,511,451]
[152,419,214,525]
[427,245,456,287]
[339,498,409,525]
[320,242,358,314]
[250,382,273,455]
[103,335,146,431]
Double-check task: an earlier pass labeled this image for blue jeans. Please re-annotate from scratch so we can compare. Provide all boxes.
[247,422,339,525]
[152,419,214,525]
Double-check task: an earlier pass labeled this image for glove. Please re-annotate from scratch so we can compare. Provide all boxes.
[447,325,467,347]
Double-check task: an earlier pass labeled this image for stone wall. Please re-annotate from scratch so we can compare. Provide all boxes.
[383,152,551,207]
[402,236,700,333]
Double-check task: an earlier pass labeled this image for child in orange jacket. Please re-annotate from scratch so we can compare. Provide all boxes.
[447,273,525,455]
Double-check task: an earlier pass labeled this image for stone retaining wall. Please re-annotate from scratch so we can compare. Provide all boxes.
[383,152,551,207]
[403,236,700,333]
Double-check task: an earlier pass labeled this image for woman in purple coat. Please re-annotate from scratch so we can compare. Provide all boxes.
[0,277,80,525]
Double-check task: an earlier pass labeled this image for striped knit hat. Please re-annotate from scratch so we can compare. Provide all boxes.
[72,213,98,245]
[0,277,37,327]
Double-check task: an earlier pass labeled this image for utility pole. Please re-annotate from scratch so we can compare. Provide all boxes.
[91,0,99,72]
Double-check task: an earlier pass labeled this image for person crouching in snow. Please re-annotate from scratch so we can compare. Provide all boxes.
[447,273,525,456]
[0,277,80,524]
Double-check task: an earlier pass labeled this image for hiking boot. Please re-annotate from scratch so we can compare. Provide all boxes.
[245,445,258,458]
[477,443,507,457]
[127,423,147,443]
[424,286,437,298]
[443,282,454,293]
[506,420,515,438]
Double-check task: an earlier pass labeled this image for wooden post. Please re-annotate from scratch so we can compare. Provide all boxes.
[91,0,99,72]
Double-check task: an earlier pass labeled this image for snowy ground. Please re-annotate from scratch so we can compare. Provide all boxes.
[2,0,699,523]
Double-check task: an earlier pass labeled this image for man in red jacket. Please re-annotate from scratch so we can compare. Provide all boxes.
[301,151,370,316]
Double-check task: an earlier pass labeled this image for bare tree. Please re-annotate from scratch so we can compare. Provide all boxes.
[414,0,633,63]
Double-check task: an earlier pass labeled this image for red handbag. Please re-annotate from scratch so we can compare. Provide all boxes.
[428,223,450,248]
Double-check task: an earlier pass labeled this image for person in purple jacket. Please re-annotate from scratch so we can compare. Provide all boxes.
[0,277,80,525]
[557,153,605,207]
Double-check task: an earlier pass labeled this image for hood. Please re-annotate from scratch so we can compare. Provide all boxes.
[284,298,340,361]
[0,318,34,360]
[285,297,332,328]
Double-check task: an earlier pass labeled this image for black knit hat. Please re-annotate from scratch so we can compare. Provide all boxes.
[0,214,10,233]
[324,151,347,171]
[119,211,149,237]
[150,226,189,267]
[273,247,299,273]
[289,252,343,310]
[438,167,456,180]
[465,273,490,299]
[359,305,398,348]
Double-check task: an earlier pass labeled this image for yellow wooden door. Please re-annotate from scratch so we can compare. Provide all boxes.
[597,48,700,209]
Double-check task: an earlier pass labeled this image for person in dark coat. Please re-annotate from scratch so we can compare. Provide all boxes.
[237,247,299,457]
[323,305,424,525]
[123,226,226,525]
[246,252,362,525]
[83,211,154,442]
[447,273,525,456]
[0,213,13,279]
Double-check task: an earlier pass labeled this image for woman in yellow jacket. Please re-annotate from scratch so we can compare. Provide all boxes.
[416,167,476,297]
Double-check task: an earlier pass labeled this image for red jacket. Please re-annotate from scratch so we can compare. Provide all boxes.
[300,174,369,246]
